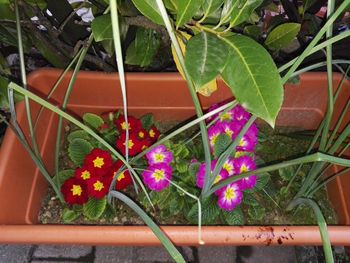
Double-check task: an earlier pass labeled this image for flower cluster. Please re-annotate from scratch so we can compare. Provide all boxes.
[115,115,160,156]
[196,104,259,211]
[61,148,132,205]
[142,145,173,192]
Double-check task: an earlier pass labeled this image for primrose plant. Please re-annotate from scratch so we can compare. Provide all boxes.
[6,0,350,262]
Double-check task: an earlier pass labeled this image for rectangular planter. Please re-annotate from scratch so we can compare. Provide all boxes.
[0,69,349,245]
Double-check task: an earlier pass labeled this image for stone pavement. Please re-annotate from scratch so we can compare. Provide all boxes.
[1,244,330,263]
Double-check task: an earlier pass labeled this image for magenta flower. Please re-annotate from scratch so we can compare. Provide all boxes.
[220,122,237,139]
[145,145,173,165]
[223,157,235,176]
[206,103,219,123]
[142,163,172,192]
[233,156,257,190]
[231,105,251,123]
[196,160,228,190]
[236,134,257,152]
[217,183,243,211]
[208,124,223,151]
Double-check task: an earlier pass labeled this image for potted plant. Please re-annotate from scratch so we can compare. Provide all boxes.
[1,1,350,262]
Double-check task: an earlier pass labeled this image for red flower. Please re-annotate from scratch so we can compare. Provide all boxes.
[83,148,113,177]
[148,126,160,142]
[104,161,133,190]
[137,129,148,140]
[116,132,142,156]
[61,177,88,205]
[86,177,109,199]
[74,166,95,181]
[140,138,152,151]
[114,115,142,132]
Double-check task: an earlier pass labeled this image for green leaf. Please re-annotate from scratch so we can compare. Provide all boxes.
[104,203,117,220]
[83,197,107,220]
[67,130,90,143]
[243,25,262,40]
[140,113,154,130]
[185,32,229,89]
[176,0,204,27]
[222,207,244,225]
[255,173,270,189]
[265,23,301,50]
[125,28,160,67]
[219,0,235,25]
[214,133,232,158]
[0,24,31,52]
[189,162,200,177]
[0,76,9,108]
[220,35,283,127]
[175,162,188,173]
[279,166,295,181]
[92,14,129,42]
[304,0,317,12]
[248,205,265,221]
[68,138,93,166]
[229,0,263,27]
[187,197,220,224]
[202,0,225,18]
[62,208,80,223]
[83,113,104,130]
[0,4,15,20]
[164,0,178,12]
[131,0,164,25]
[169,197,184,216]
[53,169,74,187]
[243,192,259,206]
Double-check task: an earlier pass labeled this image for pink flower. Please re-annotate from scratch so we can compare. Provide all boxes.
[145,145,173,165]
[208,124,223,151]
[223,157,235,176]
[233,156,257,190]
[231,105,251,123]
[196,160,229,193]
[220,122,237,139]
[217,183,243,211]
[236,134,257,152]
[142,163,172,192]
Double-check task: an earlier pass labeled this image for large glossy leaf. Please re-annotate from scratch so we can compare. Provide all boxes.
[83,197,107,220]
[125,28,160,67]
[202,0,225,18]
[176,0,204,27]
[219,0,235,25]
[131,0,164,25]
[221,35,283,127]
[265,23,301,50]
[91,14,128,42]
[83,113,104,130]
[164,0,178,12]
[185,32,229,88]
[229,0,263,27]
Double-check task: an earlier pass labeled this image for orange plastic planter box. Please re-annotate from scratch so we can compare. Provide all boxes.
[0,69,349,246]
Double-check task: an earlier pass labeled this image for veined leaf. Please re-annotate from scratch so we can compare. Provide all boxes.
[176,0,204,28]
[164,0,178,12]
[92,14,129,42]
[220,35,283,127]
[185,32,229,89]
[202,0,225,19]
[131,0,164,25]
[218,0,235,25]
[222,207,244,225]
[68,138,93,166]
[265,23,301,50]
[83,113,104,130]
[83,197,107,220]
[125,28,160,67]
[229,0,263,28]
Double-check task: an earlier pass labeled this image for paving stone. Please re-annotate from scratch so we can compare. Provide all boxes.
[135,246,173,262]
[0,245,33,263]
[31,261,81,263]
[95,246,134,263]
[236,246,297,263]
[33,245,92,259]
[197,246,236,263]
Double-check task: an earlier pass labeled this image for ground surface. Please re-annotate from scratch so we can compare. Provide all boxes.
[1,244,349,262]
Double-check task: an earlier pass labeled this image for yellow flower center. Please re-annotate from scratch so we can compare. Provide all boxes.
[121,121,130,130]
[224,187,235,201]
[149,129,155,138]
[239,138,246,147]
[223,163,233,174]
[235,151,244,158]
[93,180,104,191]
[117,172,125,182]
[240,164,249,174]
[214,175,222,184]
[81,170,91,180]
[93,157,105,168]
[142,145,148,150]
[154,153,164,162]
[225,128,233,137]
[71,184,82,196]
[123,139,134,149]
[220,113,232,121]
[152,169,165,182]
[138,131,145,138]
[210,134,219,146]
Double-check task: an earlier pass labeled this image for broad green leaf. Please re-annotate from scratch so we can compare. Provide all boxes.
[176,0,204,27]
[0,24,31,52]
[248,205,265,220]
[222,207,244,225]
[0,4,15,20]
[185,32,229,88]
[68,138,93,166]
[92,14,129,42]
[175,162,188,173]
[229,0,263,28]
[62,208,80,223]
[140,113,154,130]
[214,133,231,158]
[265,23,301,50]
[219,0,235,25]
[83,197,107,220]
[188,162,200,177]
[131,0,164,25]
[169,197,184,215]
[67,130,91,143]
[187,196,220,224]
[279,166,295,181]
[164,0,178,12]
[0,0,10,3]
[243,192,259,206]
[53,169,74,187]
[125,28,160,67]
[255,173,270,189]
[0,76,9,108]
[26,0,46,9]
[83,113,104,130]
[243,25,262,40]
[202,0,225,18]
[221,35,283,127]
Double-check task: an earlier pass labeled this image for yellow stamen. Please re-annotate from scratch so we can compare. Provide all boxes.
[152,169,165,182]
[224,187,235,201]
[154,153,164,162]
[93,157,104,168]
[121,121,130,130]
[223,163,233,174]
[240,164,249,173]
[210,134,219,146]
[239,138,246,147]
[149,129,155,138]
[138,131,145,138]
[225,128,233,137]
[71,185,82,196]
[123,139,134,149]
[117,172,125,181]
[81,170,91,180]
[214,175,222,184]
[93,180,104,191]
[220,113,232,121]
